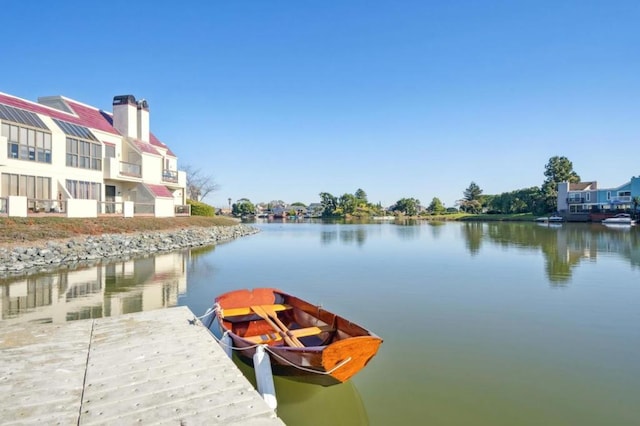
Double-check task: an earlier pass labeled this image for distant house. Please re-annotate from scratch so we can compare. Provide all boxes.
[557,177,640,214]
[271,204,288,218]
[0,92,187,218]
[307,203,324,217]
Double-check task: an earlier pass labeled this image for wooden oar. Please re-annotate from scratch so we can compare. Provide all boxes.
[251,305,304,348]
[261,304,305,347]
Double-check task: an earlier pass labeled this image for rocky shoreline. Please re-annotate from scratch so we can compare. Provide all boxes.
[0,224,259,278]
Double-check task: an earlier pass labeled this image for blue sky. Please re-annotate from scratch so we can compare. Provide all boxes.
[2,1,639,208]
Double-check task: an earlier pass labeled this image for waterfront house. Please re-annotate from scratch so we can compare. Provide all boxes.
[557,177,640,219]
[0,92,187,217]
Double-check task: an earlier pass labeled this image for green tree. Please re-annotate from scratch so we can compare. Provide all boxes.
[541,156,580,212]
[187,199,215,216]
[458,182,484,213]
[232,198,255,216]
[428,197,446,214]
[319,192,338,217]
[354,188,368,204]
[486,187,544,214]
[391,198,420,216]
[464,181,483,202]
[458,199,482,214]
[338,193,357,215]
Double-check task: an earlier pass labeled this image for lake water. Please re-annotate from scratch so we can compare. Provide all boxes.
[2,220,639,425]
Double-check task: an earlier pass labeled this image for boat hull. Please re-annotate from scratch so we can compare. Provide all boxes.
[602,214,634,225]
[212,288,382,386]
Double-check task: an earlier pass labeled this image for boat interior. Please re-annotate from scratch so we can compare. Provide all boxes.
[219,303,338,347]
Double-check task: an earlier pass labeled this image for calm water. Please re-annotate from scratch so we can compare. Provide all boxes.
[2,221,640,425]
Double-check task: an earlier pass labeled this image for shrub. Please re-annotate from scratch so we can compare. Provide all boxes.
[187,199,215,216]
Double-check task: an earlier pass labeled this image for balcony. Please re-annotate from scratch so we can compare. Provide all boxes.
[103,157,142,181]
[162,169,179,183]
[120,161,142,178]
[610,196,632,204]
[567,197,585,204]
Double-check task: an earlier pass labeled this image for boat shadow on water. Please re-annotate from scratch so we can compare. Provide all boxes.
[233,354,369,425]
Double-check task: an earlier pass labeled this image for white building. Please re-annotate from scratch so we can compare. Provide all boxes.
[0,92,187,217]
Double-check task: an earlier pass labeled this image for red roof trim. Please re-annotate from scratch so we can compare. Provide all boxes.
[146,184,173,198]
[150,133,176,157]
[0,92,118,135]
[1,91,178,159]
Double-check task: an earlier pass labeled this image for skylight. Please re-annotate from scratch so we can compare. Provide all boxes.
[0,103,48,130]
[53,118,98,141]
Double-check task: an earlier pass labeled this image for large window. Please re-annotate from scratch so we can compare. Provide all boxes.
[65,137,102,170]
[1,122,52,163]
[1,173,51,199]
[66,180,101,201]
[54,119,102,171]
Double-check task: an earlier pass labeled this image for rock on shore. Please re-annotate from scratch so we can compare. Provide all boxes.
[0,224,259,278]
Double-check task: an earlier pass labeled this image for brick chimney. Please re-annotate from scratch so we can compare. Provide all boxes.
[112,95,137,138]
[137,99,150,142]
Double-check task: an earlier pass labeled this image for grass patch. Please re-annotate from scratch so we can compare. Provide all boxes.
[0,216,239,246]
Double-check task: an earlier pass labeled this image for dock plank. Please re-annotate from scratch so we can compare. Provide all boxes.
[0,320,92,425]
[0,307,284,425]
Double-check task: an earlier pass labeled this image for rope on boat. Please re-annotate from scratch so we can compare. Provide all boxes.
[264,347,353,375]
[195,306,215,321]
[208,328,262,351]
[200,304,353,376]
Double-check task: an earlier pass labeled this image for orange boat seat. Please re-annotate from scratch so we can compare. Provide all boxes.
[220,304,291,318]
[243,325,334,344]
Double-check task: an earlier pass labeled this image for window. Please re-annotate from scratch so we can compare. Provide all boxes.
[586,193,590,202]
[1,122,52,163]
[1,173,51,198]
[65,136,102,170]
[53,119,101,171]
[66,138,78,167]
[105,144,115,158]
[65,180,101,201]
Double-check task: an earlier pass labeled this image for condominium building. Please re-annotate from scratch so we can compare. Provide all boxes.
[557,177,640,214]
[0,92,187,217]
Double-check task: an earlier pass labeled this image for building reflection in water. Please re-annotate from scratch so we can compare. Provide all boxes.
[0,250,189,325]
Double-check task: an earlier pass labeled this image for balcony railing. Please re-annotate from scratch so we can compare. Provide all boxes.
[27,198,67,214]
[162,169,179,183]
[175,205,191,216]
[610,196,632,204]
[98,201,124,215]
[120,161,142,178]
[134,203,155,215]
[567,197,585,204]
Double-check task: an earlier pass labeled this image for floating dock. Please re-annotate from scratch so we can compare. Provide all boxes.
[0,306,284,425]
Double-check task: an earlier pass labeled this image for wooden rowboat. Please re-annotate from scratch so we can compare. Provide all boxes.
[209,288,382,386]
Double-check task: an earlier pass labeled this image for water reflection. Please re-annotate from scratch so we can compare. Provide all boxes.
[427,221,446,239]
[0,250,192,324]
[462,222,485,255]
[320,227,368,246]
[461,222,640,283]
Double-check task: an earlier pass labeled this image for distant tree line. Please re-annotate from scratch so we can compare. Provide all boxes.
[457,156,580,215]
[319,189,383,217]
[185,156,581,217]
